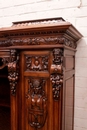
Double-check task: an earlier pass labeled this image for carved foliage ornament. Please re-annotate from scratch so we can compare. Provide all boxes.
[0,37,76,48]
[8,50,19,96]
[26,78,47,130]
[25,55,49,71]
[50,49,63,100]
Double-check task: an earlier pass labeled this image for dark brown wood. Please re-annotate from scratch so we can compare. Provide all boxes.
[0,17,82,130]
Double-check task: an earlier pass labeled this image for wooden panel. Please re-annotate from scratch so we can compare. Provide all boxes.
[19,50,62,130]
[64,77,74,130]
[65,56,74,70]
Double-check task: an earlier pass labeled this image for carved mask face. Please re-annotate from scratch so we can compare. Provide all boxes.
[33,79,41,94]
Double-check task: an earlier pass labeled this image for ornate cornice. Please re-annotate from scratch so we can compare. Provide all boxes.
[0,36,76,48]
[12,17,64,27]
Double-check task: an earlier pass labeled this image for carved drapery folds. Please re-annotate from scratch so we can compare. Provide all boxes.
[8,50,19,96]
[25,55,49,71]
[26,78,47,130]
[50,49,63,100]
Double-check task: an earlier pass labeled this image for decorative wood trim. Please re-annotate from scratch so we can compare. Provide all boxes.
[8,50,19,96]
[26,78,47,129]
[25,55,49,71]
[50,48,63,100]
[13,17,64,26]
[0,37,76,48]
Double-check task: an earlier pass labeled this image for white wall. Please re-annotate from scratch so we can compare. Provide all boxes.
[0,0,87,130]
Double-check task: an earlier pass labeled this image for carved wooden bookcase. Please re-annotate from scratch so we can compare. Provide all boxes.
[0,18,82,130]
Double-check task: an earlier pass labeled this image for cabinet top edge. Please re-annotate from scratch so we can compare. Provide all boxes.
[0,17,83,41]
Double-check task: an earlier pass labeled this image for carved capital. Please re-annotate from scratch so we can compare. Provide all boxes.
[8,50,19,96]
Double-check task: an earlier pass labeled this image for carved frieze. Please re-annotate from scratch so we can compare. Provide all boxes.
[25,55,49,71]
[0,36,76,48]
[8,50,19,96]
[50,48,63,100]
[26,78,47,129]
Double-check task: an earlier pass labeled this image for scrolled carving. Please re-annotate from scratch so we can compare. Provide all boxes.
[8,50,19,96]
[26,78,47,129]
[0,36,76,48]
[25,55,49,71]
[50,48,63,100]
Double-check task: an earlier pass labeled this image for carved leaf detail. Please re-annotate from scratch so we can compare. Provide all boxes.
[25,55,49,71]
[0,37,76,48]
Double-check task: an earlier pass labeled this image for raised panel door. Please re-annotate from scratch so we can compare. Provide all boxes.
[19,50,63,130]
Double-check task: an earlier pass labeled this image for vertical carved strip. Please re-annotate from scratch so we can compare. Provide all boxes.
[8,50,19,96]
[26,78,47,130]
[50,49,63,101]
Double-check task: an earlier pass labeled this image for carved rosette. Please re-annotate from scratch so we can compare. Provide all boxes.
[50,49,63,100]
[8,50,19,96]
[25,55,49,71]
[26,78,47,130]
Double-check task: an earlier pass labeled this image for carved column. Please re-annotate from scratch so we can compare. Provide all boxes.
[8,50,19,96]
[50,48,63,101]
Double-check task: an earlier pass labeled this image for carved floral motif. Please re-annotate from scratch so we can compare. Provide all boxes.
[0,37,76,48]
[25,55,49,71]
[50,74,63,100]
[8,50,19,96]
[26,78,47,130]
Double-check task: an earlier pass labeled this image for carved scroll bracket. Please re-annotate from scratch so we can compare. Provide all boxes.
[8,50,19,96]
[50,48,63,101]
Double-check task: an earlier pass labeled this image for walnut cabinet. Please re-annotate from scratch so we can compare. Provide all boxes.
[0,18,82,130]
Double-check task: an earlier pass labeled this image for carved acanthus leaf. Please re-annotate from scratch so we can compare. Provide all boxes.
[0,37,76,48]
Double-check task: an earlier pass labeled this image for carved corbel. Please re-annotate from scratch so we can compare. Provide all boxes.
[8,50,19,96]
[50,49,63,101]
